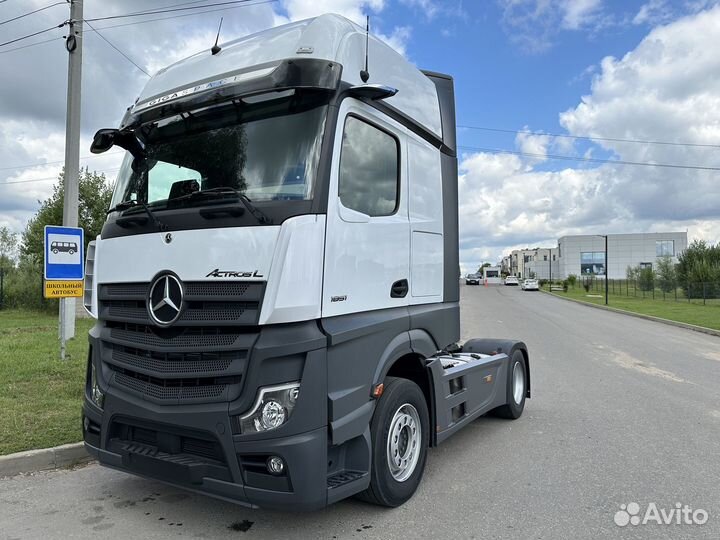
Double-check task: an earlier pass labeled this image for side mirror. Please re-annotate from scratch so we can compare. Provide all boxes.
[347,84,398,101]
[90,129,118,154]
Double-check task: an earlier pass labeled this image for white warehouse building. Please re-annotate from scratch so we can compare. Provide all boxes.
[557,232,688,280]
[502,232,688,280]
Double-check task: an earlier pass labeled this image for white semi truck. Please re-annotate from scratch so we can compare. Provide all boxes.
[82,14,530,510]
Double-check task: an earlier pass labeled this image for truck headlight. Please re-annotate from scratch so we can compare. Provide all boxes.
[90,364,105,409]
[238,382,299,433]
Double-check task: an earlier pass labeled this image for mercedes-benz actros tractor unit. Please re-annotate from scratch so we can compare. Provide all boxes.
[82,14,530,511]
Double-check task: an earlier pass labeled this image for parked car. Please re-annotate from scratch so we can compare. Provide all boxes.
[504,276,519,286]
[465,273,481,285]
[522,278,539,291]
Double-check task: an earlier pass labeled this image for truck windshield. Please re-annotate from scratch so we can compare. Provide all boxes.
[110,96,328,210]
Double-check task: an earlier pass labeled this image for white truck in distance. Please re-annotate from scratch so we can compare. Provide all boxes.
[82,14,531,511]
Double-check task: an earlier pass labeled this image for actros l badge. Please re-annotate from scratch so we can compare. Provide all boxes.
[148,273,184,326]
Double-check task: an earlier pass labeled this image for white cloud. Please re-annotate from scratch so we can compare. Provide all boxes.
[515,128,551,162]
[497,0,615,53]
[632,0,675,25]
[399,0,440,19]
[459,6,720,264]
[560,0,603,29]
[281,0,385,26]
[376,25,412,57]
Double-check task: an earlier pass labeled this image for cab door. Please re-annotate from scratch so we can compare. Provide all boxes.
[322,99,410,317]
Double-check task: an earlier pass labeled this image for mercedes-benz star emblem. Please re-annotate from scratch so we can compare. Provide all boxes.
[148,274,183,326]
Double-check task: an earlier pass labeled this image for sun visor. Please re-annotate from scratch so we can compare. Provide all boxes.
[121,58,343,128]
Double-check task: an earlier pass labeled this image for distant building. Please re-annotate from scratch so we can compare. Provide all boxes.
[482,265,502,284]
[502,232,688,280]
[502,247,559,280]
[557,232,687,280]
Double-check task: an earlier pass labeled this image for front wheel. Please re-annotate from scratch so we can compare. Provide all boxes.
[492,350,527,419]
[356,377,429,507]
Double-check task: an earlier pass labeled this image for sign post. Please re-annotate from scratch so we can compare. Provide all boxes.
[44,225,84,360]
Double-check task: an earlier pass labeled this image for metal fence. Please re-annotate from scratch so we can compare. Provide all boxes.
[568,278,720,305]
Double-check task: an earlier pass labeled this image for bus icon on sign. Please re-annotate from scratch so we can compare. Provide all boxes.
[51,241,78,255]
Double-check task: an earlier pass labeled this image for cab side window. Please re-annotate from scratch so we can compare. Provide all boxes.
[338,116,399,217]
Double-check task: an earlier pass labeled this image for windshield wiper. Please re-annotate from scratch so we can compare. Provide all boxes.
[172,188,273,224]
[106,200,167,231]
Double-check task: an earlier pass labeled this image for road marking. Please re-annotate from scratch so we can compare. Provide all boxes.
[610,351,687,384]
[703,351,720,362]
[709,410,720,420]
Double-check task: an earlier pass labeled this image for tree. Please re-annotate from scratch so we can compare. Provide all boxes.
[638,266,655,292]
[22,168,113,266]
[676,239,720,298]
[0,226,18,268]
[655,255,677,293]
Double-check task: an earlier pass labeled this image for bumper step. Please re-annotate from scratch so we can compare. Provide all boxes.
[327,470,366,489]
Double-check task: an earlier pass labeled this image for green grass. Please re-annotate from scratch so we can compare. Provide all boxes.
[0,309,94,455]
[546,286,720,331]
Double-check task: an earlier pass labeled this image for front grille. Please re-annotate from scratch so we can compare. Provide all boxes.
[98,281,264,326]
[97,280,264,404]
[110,324,241,349]
[113,371,233,401]
[111,346,240,375]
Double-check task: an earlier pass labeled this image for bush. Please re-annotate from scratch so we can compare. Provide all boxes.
[677,240,720,298]
[0,257,53,312]
[638,266,655,292]
[582,279,591,293]
[567,274,577,288]
[562,279,569,292]
[655,255,677,293]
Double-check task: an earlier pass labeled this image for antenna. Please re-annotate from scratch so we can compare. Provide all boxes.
[211,17,223,55]
[360,15,370,82]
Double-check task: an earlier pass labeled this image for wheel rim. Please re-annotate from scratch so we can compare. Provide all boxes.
[512,361,525,405]
[386,403,421,482]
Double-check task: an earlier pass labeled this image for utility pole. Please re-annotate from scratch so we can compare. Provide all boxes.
[59,0,83,360]
[604,235,608,306]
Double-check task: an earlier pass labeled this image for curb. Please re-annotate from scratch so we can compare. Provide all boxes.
[541,290,720,338]
[0,442,91,478]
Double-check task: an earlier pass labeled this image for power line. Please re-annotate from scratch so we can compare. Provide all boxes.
[84,0,276,32]
[0,151,124,172]
[0,22,65,47]
[84,20,149,76]
[458,125,720,149]
[0,35,59,54]
[457,145,720,171]
[84,0,274,23]
[0,0,276,54]
[0,1,65,26]
[0,168,121,186]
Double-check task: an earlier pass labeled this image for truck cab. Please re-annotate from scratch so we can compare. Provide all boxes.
[82,14,530,511]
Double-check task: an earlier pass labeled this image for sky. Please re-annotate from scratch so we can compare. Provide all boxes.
[0,0,719,275]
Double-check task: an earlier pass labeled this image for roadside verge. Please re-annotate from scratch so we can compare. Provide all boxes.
[542,290,720,338]
[0,442,90,478]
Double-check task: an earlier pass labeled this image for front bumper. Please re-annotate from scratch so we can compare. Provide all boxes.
[83,392,328,511]
[83,319,331,511]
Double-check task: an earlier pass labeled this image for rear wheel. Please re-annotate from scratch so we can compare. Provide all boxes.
[492,350,527,419]
[356,377,429,507]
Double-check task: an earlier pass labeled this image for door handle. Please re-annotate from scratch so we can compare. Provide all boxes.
[391,279,409,298]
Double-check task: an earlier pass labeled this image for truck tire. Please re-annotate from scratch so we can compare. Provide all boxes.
[492,350,527,419]
[356,377,429,507]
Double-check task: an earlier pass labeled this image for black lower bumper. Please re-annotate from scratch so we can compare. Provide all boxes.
[83,395,329,511]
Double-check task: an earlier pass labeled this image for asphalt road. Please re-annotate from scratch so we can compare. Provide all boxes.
[2,285,719,539]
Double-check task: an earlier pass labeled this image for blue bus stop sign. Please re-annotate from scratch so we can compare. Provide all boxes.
[44,225,85,280]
